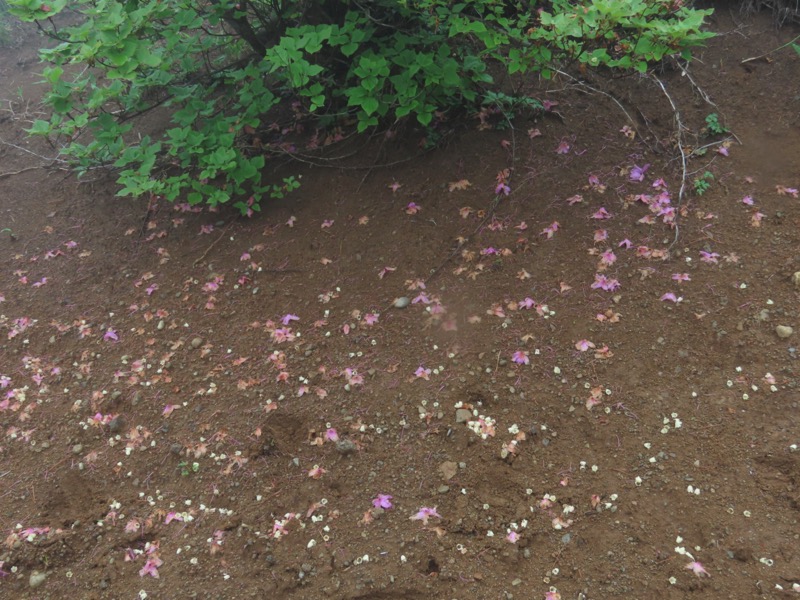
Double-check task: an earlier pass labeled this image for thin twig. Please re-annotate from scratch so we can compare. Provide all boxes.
[425,111,516,285]
[551,69,655,154]
[193,221,236,267]
[0,166,41,179]
[650,75,687,249]
[741,32,800,63]
[671,59,717,108]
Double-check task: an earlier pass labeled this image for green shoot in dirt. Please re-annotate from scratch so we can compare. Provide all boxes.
[704,113,728,135]
[693,171,714,196]
[178,461,200,477]
[9,0,716,214]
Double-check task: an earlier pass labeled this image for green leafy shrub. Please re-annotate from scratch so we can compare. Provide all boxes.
[9,0,715,213]
[693,170,714,195]
[704,113,728,135]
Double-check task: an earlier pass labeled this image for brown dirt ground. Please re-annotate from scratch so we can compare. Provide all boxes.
[1,5,799,600]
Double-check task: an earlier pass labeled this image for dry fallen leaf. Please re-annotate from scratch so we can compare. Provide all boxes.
[448,179,472,192]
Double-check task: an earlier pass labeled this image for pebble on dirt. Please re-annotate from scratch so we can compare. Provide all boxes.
[776,325,794,339]
[392,297,411,309]
[29,571,47,588]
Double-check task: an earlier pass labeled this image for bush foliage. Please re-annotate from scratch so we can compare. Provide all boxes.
[10,0,714,214]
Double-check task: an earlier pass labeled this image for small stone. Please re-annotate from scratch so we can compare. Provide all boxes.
[393,297,411,309]
[335,439,357,455]
[72,444,83,455]
[191,337,203,349]
[438,461,458,481]
[776,325,794,339]
[108,416,125,433]
[792,271,800,288]
[512,578,522,586]
[437,485,450,494]
[561,533,572,544]
[455,409,472,424]
[29,571,47,588]
[157,320,165,330]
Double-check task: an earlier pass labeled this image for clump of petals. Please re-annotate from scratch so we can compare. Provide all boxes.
[410,506,441,525]
[686,561,709,577]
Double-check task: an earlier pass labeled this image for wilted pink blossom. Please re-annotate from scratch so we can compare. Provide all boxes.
[685,561,709,577]
[281,313,299,325]
[506,530,519,543]
[512,350,529,365]
[495,182,511,196]
[591,274,620,292]
[592,207,612,220]
[618,238,633,249]
[325,428,339,442]
[741,195,754,206]
[405,202,421,215]
[104,329,118,342]
[372,494,393,510]
[556,139,570,154]
[660,292,679,303]
[672,273,691,282]
[594,229,608,242]
[629,164,650,182]
[139,556,163,578]
[410,506,441,525]
[414,366,431,380]
[699,251,719,264]
[541,221,559,239]
[575,339,595,352]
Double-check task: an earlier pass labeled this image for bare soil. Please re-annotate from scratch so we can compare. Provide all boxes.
[1,6,799,600]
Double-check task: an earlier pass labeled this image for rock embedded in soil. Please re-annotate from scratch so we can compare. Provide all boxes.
[776,325,794,339]
[191,337,204,349]
[29,571,47,588]
[455,409,472,423]
[392,297,410,309]
[438,461,458,480]
[792,271,800,288]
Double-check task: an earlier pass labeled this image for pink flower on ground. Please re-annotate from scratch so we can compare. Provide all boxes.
[685,561,709,577]
[660,292,679,303]
[388,181,401,193]
[592,207,612,220]
[139,556,163,578]
[281,313,300,325]
[506,530,519,543]
[672,273,691,282]
[104,329,118,342]
[325,428,339,442]
[363,313,379,325]
[495,182,511,196]
[414,366,431,380]
[555,139,570,154]
[321,219,334,228]
[405,202,421,215]
[594,229,608,242]
[591,274,620,292]
[575,339,595,352]
[372,494,393,510]
[512,350,529,365]
[618,238,633,249]
[741,195,754,206]
[410,506,441,525]
[699,251,719,264]
[629,164,650,182]
[599,250,616,267]
[541,221,559,239]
